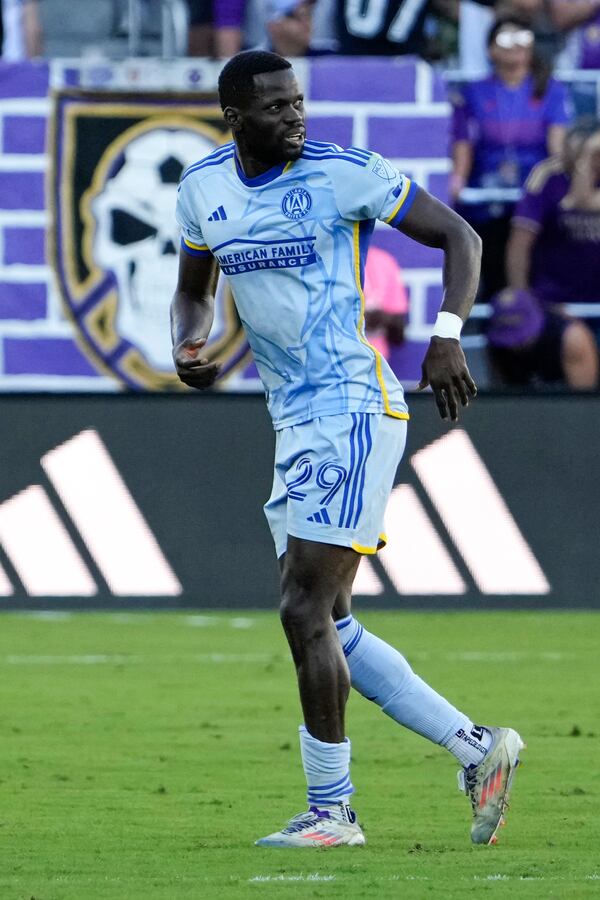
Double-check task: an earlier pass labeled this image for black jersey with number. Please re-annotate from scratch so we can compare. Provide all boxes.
[336,0,431,55]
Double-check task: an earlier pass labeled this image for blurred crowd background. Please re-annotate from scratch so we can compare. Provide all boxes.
[1,0,599,392]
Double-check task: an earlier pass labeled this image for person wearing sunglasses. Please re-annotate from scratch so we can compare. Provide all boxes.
[485,119,600,391]
[449,15,572,301]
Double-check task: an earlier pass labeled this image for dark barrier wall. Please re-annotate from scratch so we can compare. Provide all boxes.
[0,394,598,610]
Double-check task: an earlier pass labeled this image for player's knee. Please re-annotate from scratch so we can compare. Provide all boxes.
[279,571,333,641]
[279,589,326,635]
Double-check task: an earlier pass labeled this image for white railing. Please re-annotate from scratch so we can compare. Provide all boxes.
[125,0,189,58]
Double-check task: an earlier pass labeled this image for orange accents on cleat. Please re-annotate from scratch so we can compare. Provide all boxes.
[458,727,525,845]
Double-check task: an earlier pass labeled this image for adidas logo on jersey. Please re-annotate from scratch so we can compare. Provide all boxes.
[208,205,227,222]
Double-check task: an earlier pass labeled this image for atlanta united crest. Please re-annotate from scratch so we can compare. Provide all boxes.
[282,187,312,220]
[49,91,250,390]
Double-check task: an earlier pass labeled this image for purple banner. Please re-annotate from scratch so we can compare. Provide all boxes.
[0,58,453,391]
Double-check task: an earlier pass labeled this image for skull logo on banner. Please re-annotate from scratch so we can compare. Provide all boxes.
[91,128,215,371]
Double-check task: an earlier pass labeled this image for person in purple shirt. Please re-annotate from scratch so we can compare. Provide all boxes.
[553,0,600,69]
[450,15,572,300]
[486,119,600,390]
[187,0,247,57]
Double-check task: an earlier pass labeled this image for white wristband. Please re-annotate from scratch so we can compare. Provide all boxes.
[432,311,463,340]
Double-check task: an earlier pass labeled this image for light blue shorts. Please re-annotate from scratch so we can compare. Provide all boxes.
[264,413,407,559]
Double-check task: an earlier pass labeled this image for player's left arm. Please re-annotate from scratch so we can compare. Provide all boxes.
[397,187,481,421]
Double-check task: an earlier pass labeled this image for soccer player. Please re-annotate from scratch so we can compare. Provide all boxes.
[171,50,524,849]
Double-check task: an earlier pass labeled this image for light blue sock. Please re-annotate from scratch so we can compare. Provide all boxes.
[299,725,354,807]
[335,615,490,767]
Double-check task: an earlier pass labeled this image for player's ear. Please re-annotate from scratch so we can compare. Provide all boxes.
[223,106,242,132]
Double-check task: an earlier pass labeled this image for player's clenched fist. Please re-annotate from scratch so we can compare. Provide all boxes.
[173,337,221,390]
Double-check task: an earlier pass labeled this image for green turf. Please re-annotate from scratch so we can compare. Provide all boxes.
[1,610,599,899]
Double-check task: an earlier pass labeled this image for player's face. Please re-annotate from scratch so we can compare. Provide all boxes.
[238,69,306,166]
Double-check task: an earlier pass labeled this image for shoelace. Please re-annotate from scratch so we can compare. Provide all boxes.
[464,768,480,812]
[282,807,331,835]
[460,766,511,817]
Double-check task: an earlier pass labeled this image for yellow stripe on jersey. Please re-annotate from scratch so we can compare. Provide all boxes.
[384,178,412,224]
[352,223,409,422]
[183,237,209,251]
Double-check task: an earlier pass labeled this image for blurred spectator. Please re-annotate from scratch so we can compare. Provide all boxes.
[496,0,566,63]
[244,0,338,56]
[459,0,590,75]
[555,0,600,113]
[187,1,245,57]
[246,0,336,55]
[486,287,598,388]
[423,0,459,62]
[553,0,600,69]
[1,0,42,59]
[264,0,318,56]
[450,15,572,300]
[334,0,434,57]
[488,119,600,389]
[363,246,409,361]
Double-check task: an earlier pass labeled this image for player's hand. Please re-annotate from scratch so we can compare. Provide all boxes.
[418,337,477,422]
[173,338,221,390]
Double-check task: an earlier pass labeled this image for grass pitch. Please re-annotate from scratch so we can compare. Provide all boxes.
[1,610,599,899]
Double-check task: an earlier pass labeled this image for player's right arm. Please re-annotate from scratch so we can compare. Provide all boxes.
[171,250,221,390]
[397,188,480,421]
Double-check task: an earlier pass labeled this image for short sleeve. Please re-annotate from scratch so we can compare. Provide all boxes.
[176,177,212,257]
[332,151,419,227]
[544,79,573,126]
[449,88,470,143]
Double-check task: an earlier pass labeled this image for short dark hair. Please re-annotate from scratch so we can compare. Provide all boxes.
[218,50,292,111]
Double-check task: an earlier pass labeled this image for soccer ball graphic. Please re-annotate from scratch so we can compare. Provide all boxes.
[91,127,217,371]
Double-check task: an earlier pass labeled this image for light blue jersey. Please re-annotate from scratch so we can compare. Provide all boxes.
[176,140,418,430]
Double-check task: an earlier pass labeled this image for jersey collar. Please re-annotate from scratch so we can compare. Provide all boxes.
[234,154,292,187]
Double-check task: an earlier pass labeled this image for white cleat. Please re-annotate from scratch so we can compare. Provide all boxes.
[458,726,525,845]
[255,803,365,848]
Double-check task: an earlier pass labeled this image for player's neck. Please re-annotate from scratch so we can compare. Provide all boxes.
[235,145,284,180]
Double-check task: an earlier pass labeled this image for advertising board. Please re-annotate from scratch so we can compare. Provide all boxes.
[0,394,597,609]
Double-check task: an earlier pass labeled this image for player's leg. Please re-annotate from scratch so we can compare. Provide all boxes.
[328,408,523,845]
[333,572,523,845]
[259,414,385,848]
[333,594,524,844]
[279,537,356,743]
[256,538,365,847]
[333,603,490,764]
